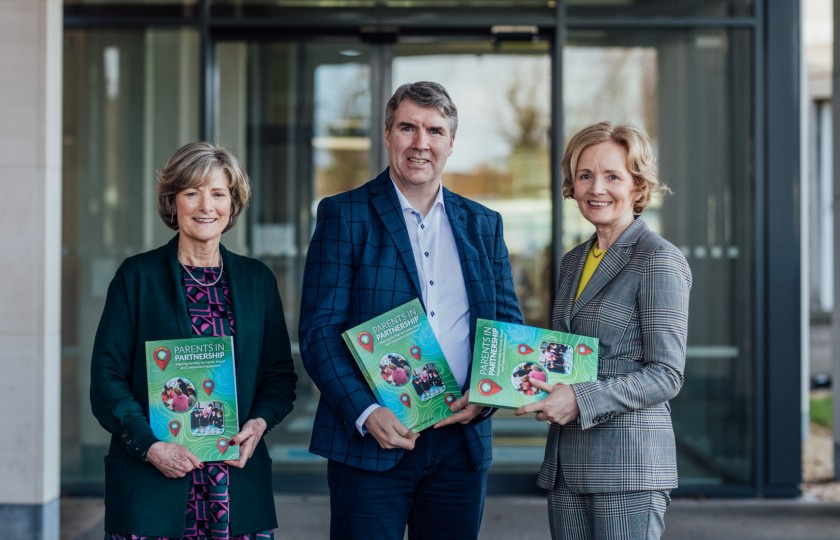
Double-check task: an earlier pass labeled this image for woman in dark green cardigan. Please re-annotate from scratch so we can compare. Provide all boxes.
[90,142,297,538]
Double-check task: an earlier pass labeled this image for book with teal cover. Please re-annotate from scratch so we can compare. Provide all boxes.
[342,299,461,432]
[145,336,240,462]
[468,319,599,409]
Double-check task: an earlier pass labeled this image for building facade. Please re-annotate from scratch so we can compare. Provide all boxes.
[0,0,805,535]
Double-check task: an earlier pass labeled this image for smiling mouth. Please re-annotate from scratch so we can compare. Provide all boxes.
[588,201,612,207]
[194,217,217,223]
[408,157,429,164]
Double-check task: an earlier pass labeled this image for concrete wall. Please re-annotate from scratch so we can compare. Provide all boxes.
[0,0,62,538]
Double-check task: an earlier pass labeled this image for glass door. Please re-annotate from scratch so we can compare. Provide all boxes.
[215,36,554,488]
[563,28,756,490]
[392,40,555,478]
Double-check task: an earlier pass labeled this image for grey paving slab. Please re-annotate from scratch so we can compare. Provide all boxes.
[61,495,840,540]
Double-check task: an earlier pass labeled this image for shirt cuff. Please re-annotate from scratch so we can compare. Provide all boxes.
[355,404,382,436]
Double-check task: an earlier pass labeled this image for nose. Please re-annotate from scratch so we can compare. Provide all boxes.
[412,130,429,149]
[589,176,607,194]
[198,191,213,212]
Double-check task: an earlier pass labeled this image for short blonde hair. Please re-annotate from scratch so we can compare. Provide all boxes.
[561,121,668,214]
[157,142,251,232]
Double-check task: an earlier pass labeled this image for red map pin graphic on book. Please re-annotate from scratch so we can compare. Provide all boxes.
[517,344,534,355]
[357,332,374,353]
[153,347,171,371]
[477,379,503,396]
[217,438,230,454]
[444,393,455,405]
[576,344,593,355]
[202,379,215,396]
[169,420,181,437]
[399,393,411,408]
[409,345,421,361]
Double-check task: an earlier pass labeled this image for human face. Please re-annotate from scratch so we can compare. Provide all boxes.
[384,99,455,196]
[572,140,639,236]
[175,168,231,249]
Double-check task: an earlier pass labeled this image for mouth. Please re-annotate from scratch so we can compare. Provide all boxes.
[408,157,429,165]
[587,201,612,208]
[193,217,217,223]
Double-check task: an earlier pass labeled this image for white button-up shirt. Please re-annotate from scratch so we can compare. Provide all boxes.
[355,180,472,434]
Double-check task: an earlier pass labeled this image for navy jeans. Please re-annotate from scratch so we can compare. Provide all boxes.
[327,424,488,540]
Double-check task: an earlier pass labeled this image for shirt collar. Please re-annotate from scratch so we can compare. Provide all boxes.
[390,177,446,217]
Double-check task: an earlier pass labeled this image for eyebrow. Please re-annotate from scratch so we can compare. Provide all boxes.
[575,168,625,175]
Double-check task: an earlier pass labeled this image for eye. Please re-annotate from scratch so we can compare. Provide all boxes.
[609,174,621,181]
[578,173,591,181]
[429,128,442,135]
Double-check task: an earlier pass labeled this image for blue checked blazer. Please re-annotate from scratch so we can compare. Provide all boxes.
[299,168,523,472]
[536,218,692,493]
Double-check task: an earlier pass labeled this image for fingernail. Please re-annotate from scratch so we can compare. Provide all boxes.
[229,440,237,446]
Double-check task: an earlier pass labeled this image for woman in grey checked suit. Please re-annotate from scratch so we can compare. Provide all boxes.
[516,122,692,539]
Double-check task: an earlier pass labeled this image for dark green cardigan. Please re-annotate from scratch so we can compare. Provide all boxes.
[90,235,297,537]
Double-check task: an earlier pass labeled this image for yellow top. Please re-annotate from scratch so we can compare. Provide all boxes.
[575,244,606,301]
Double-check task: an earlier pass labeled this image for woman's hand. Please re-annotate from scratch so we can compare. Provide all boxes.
[147,442,203,478]
[514,379,580,425]
[224,418,267,469]
[433,390,485,428]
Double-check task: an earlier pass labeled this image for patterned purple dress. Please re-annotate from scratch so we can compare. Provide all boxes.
[110,265,272,540]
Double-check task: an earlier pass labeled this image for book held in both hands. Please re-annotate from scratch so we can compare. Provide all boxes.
[145,336,240,462]
[468,319,599,409]
[342,299,461,432]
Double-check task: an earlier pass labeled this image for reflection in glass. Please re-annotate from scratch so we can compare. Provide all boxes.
[393,42,554,477]
[565,29,755,490]
[567,0,753,17]
[62,28,199,487]
[208,0,546,6]
[215,40,372,481]
[394,44,552,329]
[65,0,197,4]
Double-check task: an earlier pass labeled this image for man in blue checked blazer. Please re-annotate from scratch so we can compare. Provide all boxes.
[299,82,522,540]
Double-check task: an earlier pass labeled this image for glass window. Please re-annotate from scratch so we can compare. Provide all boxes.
[394,41,553,329]
[62,28,200,488]
[567,0,753,17]
[216,40,373,481]
[393,40,554,477]
[564,28,755,489]
[209,0,547,6]
[65,0,196,4]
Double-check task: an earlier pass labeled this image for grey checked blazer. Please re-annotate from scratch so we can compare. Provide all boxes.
[536,218,691,493]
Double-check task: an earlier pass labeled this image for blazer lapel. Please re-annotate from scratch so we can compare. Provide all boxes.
[571,218,647,319]
[219,243,244,376]
[369,170,423,298]
[559,248,586,328]
[442,189,477,312]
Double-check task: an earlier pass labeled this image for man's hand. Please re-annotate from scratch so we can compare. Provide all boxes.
[364,407,419,450]
[433,390,485,428]
[514,379,579,425]
[224,417,267,469]
[147,441,203,478]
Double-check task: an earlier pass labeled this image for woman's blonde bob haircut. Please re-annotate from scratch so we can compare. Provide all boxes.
[561,121,668,214]
[157,142,251,233]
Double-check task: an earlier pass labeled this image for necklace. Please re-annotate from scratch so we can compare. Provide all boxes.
[180,257,224,287]
[591,246,607,259]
